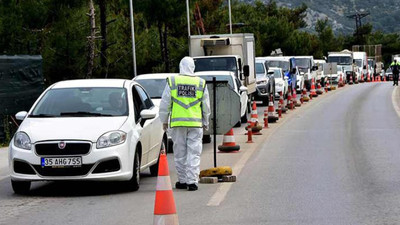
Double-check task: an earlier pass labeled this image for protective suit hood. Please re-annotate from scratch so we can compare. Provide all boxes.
[179,57,195,76]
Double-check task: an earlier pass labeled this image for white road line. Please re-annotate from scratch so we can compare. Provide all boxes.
[392,86,400,118]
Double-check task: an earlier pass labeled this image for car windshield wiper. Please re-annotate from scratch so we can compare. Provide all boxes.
[29,114,57,118]
[60,111,113,117]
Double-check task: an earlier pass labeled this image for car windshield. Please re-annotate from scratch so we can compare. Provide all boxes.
[355,59,362,67]
[255,63,265,74]
[196,75,234,89]
[194,57,237,76]
[266,60,290,72]
[328,56,352,65]
[294,58,311,68]
[135,78,166,99]
[387,68,392,73]
[31,87,128,117]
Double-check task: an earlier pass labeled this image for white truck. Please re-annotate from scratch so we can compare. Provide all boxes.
[353,51,367,82]
[189,33,256,98]
[327,50,355,84]
[293,56,318,90]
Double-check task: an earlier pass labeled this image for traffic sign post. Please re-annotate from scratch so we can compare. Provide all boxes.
[205,78,240,167]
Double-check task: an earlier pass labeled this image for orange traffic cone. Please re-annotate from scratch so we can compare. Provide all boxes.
[360,74,364,83]
[355,75,359,84]
[263,108,269,128]
[384,75,386,82]
[310,78,318,97]
[367,73,371,82]
[349,75,354,85]
[326,79,331,91]
[278,91,287,113]
[324,80,328,93]
[218,129,240,152]
[250,101,262,135]
[316,81,323,95]
[287,90,294,110]
[153,153,179,225]
[338,75,344,87]
[268,94,278,123]
[292,88,301,107]
[277,95,282,118]
[302,88,309,102]
[246,121,254,143]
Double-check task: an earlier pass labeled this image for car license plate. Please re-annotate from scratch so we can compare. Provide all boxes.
[41,157,82,168]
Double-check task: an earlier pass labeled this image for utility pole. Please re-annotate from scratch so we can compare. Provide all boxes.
[347,12,370,42]
[86,0,97,78]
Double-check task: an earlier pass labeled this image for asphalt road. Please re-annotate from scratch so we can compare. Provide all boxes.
[0,83,399,225]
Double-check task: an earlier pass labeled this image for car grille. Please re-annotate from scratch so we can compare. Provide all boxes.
[33,164,94,176]
[35,142,92,156]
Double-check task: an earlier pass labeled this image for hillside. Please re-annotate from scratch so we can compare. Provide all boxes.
[247,0,400,34]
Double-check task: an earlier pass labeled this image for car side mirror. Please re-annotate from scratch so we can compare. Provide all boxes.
[15,111,28,120]
[243,65,250,77]
[140,109,156,120]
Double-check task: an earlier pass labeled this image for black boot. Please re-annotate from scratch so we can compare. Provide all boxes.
[175,182,187,189]
[187,183,198,191]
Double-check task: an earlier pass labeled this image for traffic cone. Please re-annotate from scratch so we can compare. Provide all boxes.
[292,88,301,107]
[246,121,253,143]
[278,91,287,113]
[218,129,240,152]
[310,78,318,97]
[384,75,386,82]
[324,81,328,93]
[349,75,354,85]
[355,75,359,84]
[153,153,179,225]
[250,101,262,134]
[263,108,269,128]
[302,88,309,102]
[287,91,294,110]
[277,95,282,118]
[268,94,278,123]
[326,79,331,91]
[360,74,364,83]
[367,73,371,82]
[316,81,323,95]
[378,75,381,82]
[338,75,344,87]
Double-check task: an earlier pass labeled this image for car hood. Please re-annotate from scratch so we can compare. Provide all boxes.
[18,117,128,143]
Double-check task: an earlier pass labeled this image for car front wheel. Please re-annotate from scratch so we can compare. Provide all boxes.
[127,150,140,191]
[11,180,31,195]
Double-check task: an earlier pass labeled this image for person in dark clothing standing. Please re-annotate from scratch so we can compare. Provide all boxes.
[390,60,400,86]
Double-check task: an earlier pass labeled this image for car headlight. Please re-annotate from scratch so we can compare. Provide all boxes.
[14,132,32,150]
[97,131,127,149]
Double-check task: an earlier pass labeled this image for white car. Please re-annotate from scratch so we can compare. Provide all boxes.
[9,79,165,194]
[133,73,178,150]
[269,67,288,99]
[194,71,248,125]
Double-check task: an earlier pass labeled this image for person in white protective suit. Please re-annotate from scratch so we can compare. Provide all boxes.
[159,56,210,191]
